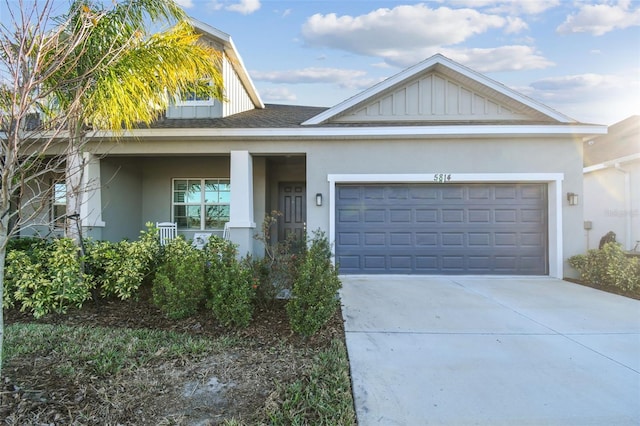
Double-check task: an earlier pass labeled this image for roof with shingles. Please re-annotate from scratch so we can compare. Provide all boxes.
[145,104,328,129]
[583,115,640,166]
[143,103,594,130]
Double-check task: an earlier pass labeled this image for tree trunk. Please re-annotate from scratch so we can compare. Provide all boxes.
[0,215,9,373]
[66,124,85,244]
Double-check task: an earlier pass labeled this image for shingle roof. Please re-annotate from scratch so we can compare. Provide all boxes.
[145,104,328,129]
[143,103,587,130]
[583,115,640,166]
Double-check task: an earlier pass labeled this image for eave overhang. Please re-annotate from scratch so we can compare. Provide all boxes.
[96,123,607,141]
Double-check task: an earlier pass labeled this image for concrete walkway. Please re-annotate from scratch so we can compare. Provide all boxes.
[340,276,640,425]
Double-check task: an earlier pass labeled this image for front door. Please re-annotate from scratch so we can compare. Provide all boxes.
[278,182,306,243]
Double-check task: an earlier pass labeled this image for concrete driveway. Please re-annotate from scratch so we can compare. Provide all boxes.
[340,276,640,426]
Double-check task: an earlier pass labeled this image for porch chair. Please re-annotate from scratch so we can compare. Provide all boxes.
[156,222,177,246]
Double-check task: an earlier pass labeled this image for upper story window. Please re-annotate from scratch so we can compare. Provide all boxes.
[178,79,217,105]
[172,178,230,230]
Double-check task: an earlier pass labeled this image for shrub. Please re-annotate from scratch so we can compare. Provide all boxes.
[205,236,256,328]
[5,238,93,318]
[86,223,160,300]
[252,211,304,305]
[286,230,341,337]
[569,242,640,291]
[152,237,206,319]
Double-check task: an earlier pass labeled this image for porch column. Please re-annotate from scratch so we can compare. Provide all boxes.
[229,150,256,256]
[80,153,105,239]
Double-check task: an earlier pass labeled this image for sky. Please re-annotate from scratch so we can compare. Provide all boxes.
[169,0,639,126]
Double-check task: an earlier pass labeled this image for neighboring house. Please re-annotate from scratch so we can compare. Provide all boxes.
[583,116,640,251]
[24,20,606,278]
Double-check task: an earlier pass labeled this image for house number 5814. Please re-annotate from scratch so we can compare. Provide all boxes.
[434,173,452,183]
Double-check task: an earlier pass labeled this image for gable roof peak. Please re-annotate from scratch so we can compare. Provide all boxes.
[189,17,264,109]
[303,53,576,125]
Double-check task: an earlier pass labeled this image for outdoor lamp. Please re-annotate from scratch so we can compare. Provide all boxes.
[315,193,323,206]
[567,192,579,206]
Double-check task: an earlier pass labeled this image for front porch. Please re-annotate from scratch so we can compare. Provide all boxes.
[79,151,306,257]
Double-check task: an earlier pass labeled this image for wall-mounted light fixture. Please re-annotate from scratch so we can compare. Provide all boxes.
[567,192,579,206]
[315,193,323,206]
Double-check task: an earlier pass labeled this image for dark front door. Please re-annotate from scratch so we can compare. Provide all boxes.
[278,182,306,242]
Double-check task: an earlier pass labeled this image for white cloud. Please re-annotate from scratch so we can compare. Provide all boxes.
[211,0,261,15]
[260,87,297,102]
[251,67,379,90]
[378,45,554,72]
[440,0,560,15]
[557,0,640,36]
[301,4,508,57]
[525,69,640,124]
[504,16,528,33]
[175,0,194,8]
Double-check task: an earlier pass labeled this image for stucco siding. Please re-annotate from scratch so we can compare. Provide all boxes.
[303,136,584,277]
[100,158,143,242]
[584,160,640,250]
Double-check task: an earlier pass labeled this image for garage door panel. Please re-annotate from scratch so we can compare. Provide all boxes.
[336,183,548,275]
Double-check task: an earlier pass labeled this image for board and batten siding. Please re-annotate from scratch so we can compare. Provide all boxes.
[335,72,529,122]
[166,54,254,119]
[222,55,254,117]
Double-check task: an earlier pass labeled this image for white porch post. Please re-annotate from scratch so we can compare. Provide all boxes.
[80,153,105,239]
[229,150,256,256]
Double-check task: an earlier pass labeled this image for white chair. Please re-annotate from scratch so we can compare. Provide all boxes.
[156,222,177,246]
[223,222,230,240]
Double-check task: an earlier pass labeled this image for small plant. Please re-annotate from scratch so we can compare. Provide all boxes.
[252,211,304,305]
[152,237,206,319]
[86,223,160,300]
[569,242,640,291]
[286,230,341,337]
[205,236,256,328]
[5,238,93,318]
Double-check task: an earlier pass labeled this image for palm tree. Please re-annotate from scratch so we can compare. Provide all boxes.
[45,0,224,241]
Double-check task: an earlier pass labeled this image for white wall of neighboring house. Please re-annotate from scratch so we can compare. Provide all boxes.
[584,160,640,251]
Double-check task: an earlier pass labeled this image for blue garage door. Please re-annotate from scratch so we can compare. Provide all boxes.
[335,183,548,275]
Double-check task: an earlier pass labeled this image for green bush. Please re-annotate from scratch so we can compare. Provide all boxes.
[569,242,640,291]
[205,236,256,328]
[286,230,341,337]
[5,238,92,318]
[152,237,206,319]
[251,211,304,306]
[86,223,160,300]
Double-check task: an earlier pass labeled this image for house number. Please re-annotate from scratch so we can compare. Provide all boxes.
[434,173,452,183]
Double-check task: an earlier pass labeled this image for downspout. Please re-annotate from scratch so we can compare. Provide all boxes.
[614,163,632,250]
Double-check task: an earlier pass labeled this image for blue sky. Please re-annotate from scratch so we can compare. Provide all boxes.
[174,0,639,125]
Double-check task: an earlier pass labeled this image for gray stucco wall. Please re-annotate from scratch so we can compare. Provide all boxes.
[101,158,143,241]
[303,137,584,278]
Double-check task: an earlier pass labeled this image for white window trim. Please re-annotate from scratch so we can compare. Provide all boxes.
[327,173,564,278]
[172,178,230,231]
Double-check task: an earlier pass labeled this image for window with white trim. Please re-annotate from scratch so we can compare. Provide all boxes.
[172,178,230,230]
[52,181,66,228]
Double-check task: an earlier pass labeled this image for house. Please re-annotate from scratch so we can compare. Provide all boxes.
[583,116,640,251]
[25,19,607,278]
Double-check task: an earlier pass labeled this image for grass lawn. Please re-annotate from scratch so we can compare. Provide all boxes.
[2,294,356,425]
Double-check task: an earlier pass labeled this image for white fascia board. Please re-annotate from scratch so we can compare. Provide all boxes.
[189,18,264,109]
[303,54,577,125]
[583,152,640,174]
[118,124,606,140]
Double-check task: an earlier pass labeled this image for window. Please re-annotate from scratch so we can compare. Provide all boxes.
[179,79,216,103]
[173,178,230,230]
[52,182,66,227]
